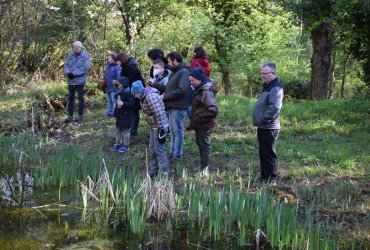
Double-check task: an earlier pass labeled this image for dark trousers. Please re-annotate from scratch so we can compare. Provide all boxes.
[131,109,140,135]
[257,128,280,180]
[67,85,84,116]
[195,130,212,170]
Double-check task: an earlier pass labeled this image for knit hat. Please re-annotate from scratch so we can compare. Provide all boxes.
[190,67,208,83]
[131,80,144,95]
[73,41,83,48]
[118,77,130,88]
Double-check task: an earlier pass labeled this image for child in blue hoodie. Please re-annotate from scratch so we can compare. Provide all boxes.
[110,77,135,153]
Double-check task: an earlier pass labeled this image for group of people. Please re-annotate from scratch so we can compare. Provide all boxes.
[63,41,283,185]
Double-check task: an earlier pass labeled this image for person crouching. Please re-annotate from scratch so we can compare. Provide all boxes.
[188,67,218,175]
[131,81,169,178]
[110,77,135,153]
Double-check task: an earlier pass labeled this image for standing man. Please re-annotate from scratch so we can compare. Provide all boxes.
[64,41,90,123]
[253,62,284,186]
[162,52,190,161]
[188,67,218,175]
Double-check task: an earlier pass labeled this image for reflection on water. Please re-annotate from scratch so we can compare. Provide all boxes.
[0,167,258,249]
[0,167,34,207]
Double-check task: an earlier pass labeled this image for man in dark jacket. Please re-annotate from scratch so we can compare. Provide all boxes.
[253,62,284,186]
[188,68,218,175]
[162,52,190,161]
[116,53,145,136]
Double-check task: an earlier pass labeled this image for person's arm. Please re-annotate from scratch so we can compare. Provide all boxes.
[115,66,121,80]
[263,86,283,123]
[163,70,189,101]
[190,60,197,70]
[72,53,90,76]
[194,91,218,122]
[147,95,167,128]
[64,54,71,74]
[152,82,166,93]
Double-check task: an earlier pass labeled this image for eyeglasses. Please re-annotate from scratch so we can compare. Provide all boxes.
[261,72,273,75]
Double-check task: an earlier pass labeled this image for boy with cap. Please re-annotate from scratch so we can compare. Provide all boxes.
[110,77,135,153]
[188,67,218,175]
[131,81,169,178]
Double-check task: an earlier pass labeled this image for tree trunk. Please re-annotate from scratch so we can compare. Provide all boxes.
[328,50,336,99]
[340,53,350,99]
[214,35,231,94]
[115,1,134,45]
[310,22,332,100]
[219,63,231,94]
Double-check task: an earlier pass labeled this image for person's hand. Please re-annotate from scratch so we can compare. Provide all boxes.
[117,100,123,107]
[146,76,154,85]
[112,117,116,120]
[160,95,164,100]
[67,73,74,79]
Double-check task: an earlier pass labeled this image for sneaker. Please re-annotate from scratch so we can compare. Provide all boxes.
[269,179,277,187]
[118,146,129,153]
[199,167,209,177]
[110,144,121,152]
[64,116,73,123]
[75,115,83,123]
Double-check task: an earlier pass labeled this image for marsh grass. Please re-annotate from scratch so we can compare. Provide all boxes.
[1,83,369,248]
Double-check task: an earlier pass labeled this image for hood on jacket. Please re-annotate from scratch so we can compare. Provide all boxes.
[196,82,217,94]
[172,62,190,73]
[127,58,138,67]
[140,87,159,99]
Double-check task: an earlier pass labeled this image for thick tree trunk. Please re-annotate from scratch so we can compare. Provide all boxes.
[310,22,332,100]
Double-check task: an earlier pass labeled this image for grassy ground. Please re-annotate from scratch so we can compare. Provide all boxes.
[1,81,369,247]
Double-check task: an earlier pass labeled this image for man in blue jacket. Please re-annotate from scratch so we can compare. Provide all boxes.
[64,41,90,123]
[253,62,284,186]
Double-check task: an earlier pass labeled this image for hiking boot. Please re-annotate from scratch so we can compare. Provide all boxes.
[149,170,157,178]
[110,144,121,152]
[75,115,83,123]
[118,146,130,153]
[64,116,74,123]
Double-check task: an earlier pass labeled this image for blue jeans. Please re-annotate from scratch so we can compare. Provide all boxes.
[186,105,192,119]
[149,128,168,174]
[106,92,116,115]
[168,109,185,160]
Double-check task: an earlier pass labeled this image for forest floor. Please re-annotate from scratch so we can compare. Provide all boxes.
[1,81,369,248]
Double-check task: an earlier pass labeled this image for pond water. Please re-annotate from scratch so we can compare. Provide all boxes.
[0,167,263,250]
